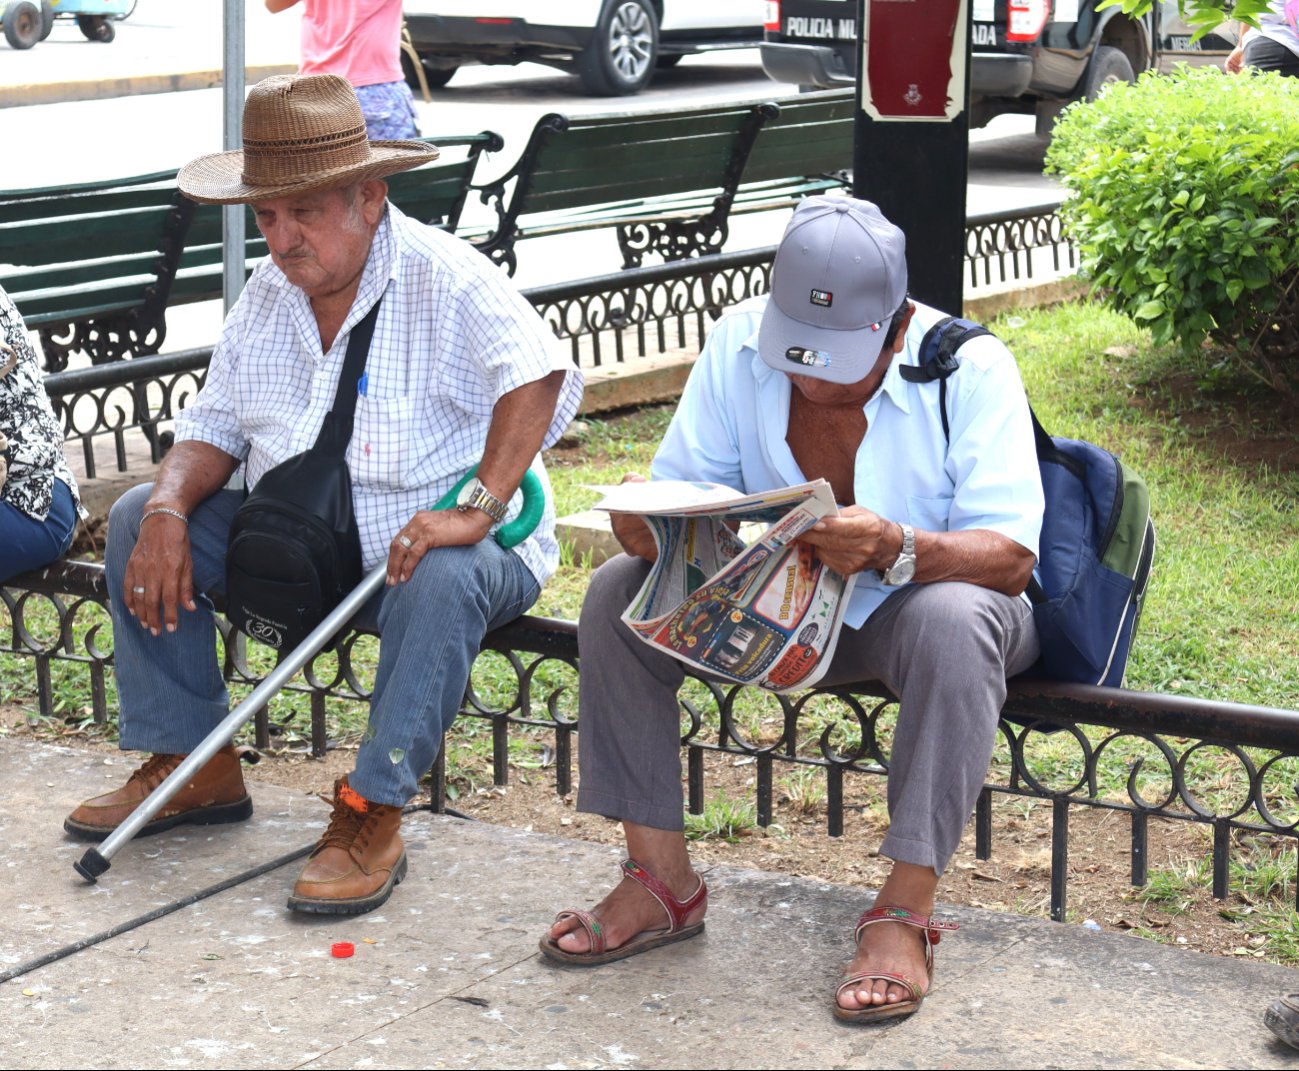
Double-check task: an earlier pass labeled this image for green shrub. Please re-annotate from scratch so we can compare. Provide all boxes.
[1046,65,1299,398]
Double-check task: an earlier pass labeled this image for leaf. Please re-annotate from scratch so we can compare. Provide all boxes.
[1134,301,1165,321]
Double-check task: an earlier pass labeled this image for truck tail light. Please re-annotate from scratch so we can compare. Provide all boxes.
[1006,0,1050,42]
[764,1,780,33]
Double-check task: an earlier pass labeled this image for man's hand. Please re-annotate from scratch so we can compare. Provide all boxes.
[798,505,900,577]
[387,507,493,585]
[1225,44,1246,72]
[123,513,197,636]
[609,473,659,562]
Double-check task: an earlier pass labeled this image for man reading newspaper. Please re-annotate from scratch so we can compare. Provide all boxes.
[542,196,1045,1023]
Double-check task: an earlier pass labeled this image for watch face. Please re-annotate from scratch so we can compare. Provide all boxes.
[888,558,917,585]
[456,479,478,508]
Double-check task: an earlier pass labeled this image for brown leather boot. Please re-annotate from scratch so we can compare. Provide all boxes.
[287,776,407,916]
[63,745,252,840]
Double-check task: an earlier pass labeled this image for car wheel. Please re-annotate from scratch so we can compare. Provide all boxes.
[1083,44,1134,102]
[578,0,659,96]
[3,1,42,49]
[401,49,456,92]
[38,0,52,40]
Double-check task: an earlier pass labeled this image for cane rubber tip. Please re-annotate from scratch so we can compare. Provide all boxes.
[331,942,355,958]
[74,849,110,884]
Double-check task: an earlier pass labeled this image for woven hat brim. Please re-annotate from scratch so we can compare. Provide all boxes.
[177,141,440,205]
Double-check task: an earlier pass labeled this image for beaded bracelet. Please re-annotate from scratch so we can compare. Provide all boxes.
[141,507,189,526]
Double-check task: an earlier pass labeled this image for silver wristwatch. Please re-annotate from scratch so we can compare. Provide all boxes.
[882,523,916,586]
[456,477,508,524]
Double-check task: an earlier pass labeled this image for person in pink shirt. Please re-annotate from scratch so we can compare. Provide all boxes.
[266,0,420,139]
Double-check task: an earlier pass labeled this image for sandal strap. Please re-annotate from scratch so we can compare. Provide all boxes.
[836,970,923,1004]
[853,905,958,975]
[854,905,958,947]
[552,909,607,955]
[622,858,707,934]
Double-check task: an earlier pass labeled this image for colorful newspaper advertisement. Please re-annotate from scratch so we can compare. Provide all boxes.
[593,479,857,693]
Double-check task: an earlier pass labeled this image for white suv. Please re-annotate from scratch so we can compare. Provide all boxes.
[403,1,763,95]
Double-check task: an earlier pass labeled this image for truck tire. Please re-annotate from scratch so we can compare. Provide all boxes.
[1083,44,1134,102]
[39,0,52,40]
[3,1,41,49]
[578,0,659,96]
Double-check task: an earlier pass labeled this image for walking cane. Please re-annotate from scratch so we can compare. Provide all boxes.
[74,468,546,883]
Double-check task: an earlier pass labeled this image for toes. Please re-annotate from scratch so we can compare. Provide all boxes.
[547,915,592,954]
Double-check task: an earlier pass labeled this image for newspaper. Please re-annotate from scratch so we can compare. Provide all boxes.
[594,479,857,693]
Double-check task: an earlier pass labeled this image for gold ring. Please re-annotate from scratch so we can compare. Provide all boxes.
[398,535,413,549]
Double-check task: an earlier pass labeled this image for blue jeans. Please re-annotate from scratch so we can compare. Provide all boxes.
[107,483,540,805]
[0,478,77,584]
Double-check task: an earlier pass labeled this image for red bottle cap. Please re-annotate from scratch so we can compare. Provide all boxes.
[331,942,355,958]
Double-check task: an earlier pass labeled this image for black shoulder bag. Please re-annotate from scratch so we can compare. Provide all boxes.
[224,299,381,651]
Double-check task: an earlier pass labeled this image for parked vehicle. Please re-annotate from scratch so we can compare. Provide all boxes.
[759,0,1237,132]
[2,0,131,50]
[402,1,763,95]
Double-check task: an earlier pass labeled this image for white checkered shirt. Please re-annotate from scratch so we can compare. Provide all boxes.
[175,204,583,584]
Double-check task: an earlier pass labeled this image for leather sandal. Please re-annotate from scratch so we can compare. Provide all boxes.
[539,858,707,966]
[834,905,959,1024]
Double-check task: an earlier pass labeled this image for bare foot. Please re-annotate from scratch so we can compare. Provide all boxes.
[837,915,932,1012]
[547,866,705,956]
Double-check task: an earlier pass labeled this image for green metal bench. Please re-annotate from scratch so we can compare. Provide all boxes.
[0,170,194,371]
[467,101,781,274]
[729,89,855,219]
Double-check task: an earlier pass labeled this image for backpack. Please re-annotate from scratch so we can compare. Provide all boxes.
[901,316,1156,687]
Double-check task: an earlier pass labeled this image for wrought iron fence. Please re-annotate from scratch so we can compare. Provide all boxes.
[4,565,1296,924]
[45,201,1075,478]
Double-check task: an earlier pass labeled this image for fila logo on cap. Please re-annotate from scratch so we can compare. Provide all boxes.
[809,289,833,307]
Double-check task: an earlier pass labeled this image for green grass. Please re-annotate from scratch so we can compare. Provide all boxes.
[684,789,759,843]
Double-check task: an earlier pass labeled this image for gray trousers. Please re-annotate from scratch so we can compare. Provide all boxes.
[575,555,1040,875]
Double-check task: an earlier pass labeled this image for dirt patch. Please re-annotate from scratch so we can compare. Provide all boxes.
[5,700,1284,965]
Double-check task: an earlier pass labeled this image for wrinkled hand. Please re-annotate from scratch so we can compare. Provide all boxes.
[798,505,900,577]
[609,473,658,563]
[123,513,195,635]
[388,507,493,585]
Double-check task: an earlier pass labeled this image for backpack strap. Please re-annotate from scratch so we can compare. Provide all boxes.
[898,316,992,443]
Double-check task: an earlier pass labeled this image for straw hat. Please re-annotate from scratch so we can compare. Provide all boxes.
[177,74,439,205]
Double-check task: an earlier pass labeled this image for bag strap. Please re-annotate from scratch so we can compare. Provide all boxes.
[314,295,383,457]
[898,316,991,443]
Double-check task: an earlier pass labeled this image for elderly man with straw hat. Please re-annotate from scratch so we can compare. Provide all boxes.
[64,74,583,916]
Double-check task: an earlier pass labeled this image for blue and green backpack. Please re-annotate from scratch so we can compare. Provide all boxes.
[903,316,1156,687]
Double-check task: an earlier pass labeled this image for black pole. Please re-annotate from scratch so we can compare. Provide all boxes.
[852,0,972,315]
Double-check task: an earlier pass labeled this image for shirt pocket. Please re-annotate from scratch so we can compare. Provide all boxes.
[347,393,413,491]
[906,493,953,532]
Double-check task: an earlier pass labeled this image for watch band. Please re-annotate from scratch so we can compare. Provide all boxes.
[882,523,916,586]
[457,478,508,524]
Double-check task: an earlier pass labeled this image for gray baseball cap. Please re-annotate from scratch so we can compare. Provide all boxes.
[758,196,908,385]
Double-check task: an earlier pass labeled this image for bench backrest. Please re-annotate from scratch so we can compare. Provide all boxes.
[0,170,189,330]
[491,101,777,222]
[739,89,855,188]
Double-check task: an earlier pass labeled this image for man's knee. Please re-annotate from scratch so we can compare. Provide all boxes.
[106,483,153,574]
[889,582,1030,673]
[580,555,650,632]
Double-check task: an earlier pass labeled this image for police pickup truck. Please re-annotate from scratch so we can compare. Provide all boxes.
[760,0,1236,132]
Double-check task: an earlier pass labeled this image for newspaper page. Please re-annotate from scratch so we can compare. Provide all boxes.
[594,479,858,693]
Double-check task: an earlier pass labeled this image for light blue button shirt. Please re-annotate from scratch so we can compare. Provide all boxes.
[651,296,1044,629]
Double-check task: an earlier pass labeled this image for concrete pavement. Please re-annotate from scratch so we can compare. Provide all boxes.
[2,738,1296,1069]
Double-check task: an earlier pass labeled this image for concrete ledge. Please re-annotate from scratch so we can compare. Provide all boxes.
[0,65,296,109]
[578,351,696,416]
